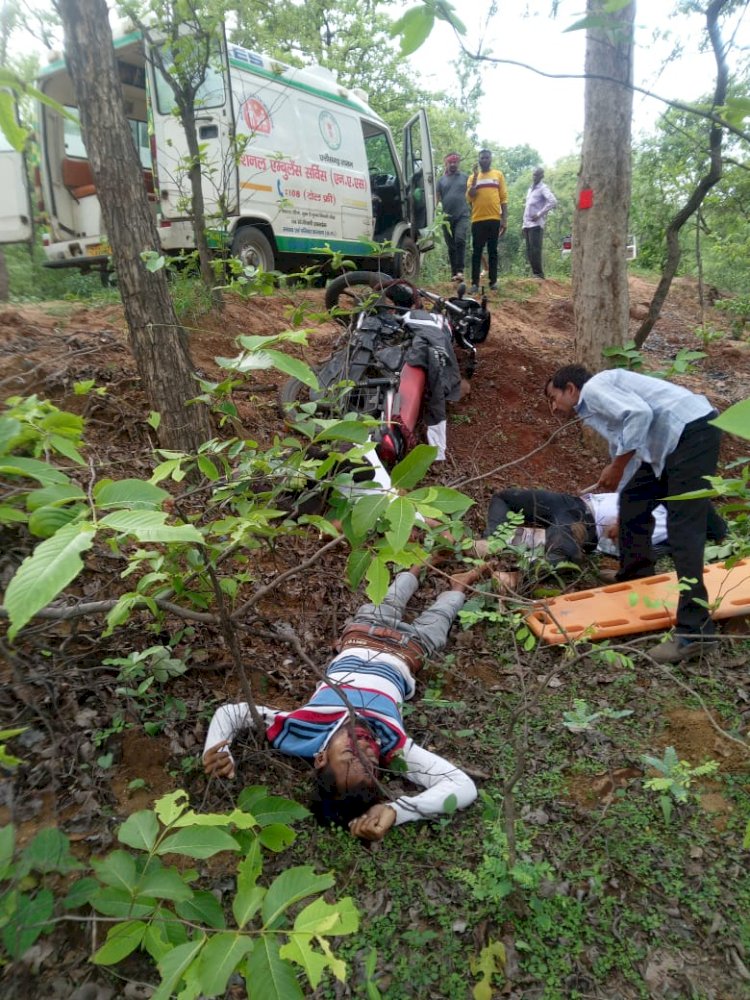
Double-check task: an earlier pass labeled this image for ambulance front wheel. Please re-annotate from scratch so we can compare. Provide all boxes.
[231,226,275,272]
[394,236,419,281]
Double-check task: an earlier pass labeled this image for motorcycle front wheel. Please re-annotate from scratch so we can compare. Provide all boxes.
[324,271,393,325]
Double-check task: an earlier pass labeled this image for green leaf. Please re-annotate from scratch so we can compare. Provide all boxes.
[0,456,70,485]
[235,791,309,827]
[258,823,296,852]
[278,936,330,990]
[261,866,334,928]
[233,842,265,928]
[2,889,54,958]
[0,504,27,525]
[390,6,435,56]
[92,920,146,965]
[26,483,86,511]
[384,496,414,553]
[151,936,207,1000]
[390,444,436,489]
[470,939,506,1000]
[4,521,96,641]
[346,547,371,590]
[94,479,170,510]
[712,399,750,442]
[90,887,157,919]
[118,810,159,852]
[0,825,15,881]
[314,420,372,444]
[408,485,473,515]
[292,895,359,936]
[175,889,226,929]
[245,937,304,1000]
[20,827,79,874]
[27,502,82,538]
[156,826,240,859]
[195,932,255,995]
[220,348,318,389]
[0,90,28,151]
[47,433,85,465]
[154,789,190,827]
[139,865,194,902]
[365,557,389,605]
[63,877,99,910]
[197,455,220,481]
[351,492,390,538]
[104,511,203,544]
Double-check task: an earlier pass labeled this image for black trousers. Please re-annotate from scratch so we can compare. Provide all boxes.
[471,218,500,286]
[523,226,544,278]
[444,215,468,275]
[485,488,597,565]
[617,416,722,637]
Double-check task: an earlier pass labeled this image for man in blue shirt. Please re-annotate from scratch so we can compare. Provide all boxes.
[436,152,470,281]
[545,365,722,663]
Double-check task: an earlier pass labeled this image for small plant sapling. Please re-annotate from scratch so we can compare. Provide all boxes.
[641,745,719,824]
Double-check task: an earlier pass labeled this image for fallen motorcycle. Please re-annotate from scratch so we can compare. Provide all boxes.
[279,272,490,466]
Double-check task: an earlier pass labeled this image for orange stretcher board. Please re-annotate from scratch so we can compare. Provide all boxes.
[526,558,750,645]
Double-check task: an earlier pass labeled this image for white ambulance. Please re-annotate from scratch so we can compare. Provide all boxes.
[8,29,435,281]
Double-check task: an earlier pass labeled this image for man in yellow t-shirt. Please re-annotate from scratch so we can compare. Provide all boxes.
[466,149,508,294]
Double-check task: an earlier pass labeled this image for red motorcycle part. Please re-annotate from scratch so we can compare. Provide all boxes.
[395,363,425,445]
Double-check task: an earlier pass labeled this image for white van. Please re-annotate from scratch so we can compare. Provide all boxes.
[12,29,435,280]
[0,99,32,246]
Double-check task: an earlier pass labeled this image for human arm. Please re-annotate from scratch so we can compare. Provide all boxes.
[596,451,636,491]
[467,166,478,200]
[498,171,509,234]
[202,702,279,778]
[388,739,478,826]
[533,184,557,222]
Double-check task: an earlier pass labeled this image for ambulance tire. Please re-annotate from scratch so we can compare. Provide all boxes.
[323,270,391,325]
[231,225,275,271]
[394,236,419,281]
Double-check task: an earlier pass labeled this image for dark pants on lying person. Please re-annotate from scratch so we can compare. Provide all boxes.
[617,416,722,637]
[485,488,597,565]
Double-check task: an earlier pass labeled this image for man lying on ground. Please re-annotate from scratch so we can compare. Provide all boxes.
[203,566,481,841]
[475,487,726,567]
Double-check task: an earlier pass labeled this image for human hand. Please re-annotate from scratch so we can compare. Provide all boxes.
[203,740,235,779]
[499,221,507,236]
[349,803,397,841]
[596,462,624,492]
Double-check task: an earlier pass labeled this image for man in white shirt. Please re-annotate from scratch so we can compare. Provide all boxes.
[203,567,481,841]
[546,365,722,663]
[522,167,557,279]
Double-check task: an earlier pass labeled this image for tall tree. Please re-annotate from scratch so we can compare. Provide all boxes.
[633,0,733,348]
[572,0,635,369]
[56,0,211,452]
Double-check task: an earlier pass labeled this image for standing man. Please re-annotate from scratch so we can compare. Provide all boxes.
[436,153,470,281]
[522,167,557,279]
[466,148,508,294]
[545,365,722,664]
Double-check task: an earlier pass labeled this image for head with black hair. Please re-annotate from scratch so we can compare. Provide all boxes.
[309,718,385,828]
[545,364,593,418]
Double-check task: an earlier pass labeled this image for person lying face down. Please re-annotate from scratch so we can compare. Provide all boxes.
[203,567,481,842]
[478,487,725,566]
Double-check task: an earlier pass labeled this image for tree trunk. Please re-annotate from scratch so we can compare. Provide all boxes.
[633,0,728,349]
[182,104,220,295]
[572,0,635,370]
[57,0,211,453]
